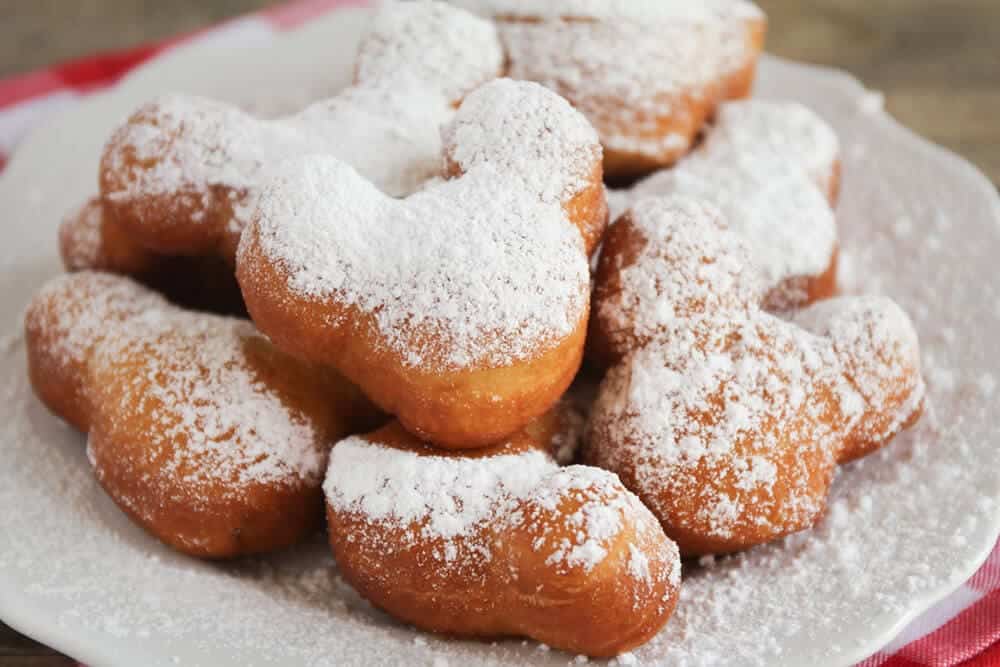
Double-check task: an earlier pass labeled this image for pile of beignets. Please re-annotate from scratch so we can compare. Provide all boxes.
[24,0,925,658]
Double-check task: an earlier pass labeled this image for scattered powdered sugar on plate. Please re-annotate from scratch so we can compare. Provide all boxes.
[1,16,999,666]
[641,402,996,667]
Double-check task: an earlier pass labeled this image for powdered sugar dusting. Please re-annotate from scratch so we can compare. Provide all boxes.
[29,272,332,499]
[610,100,839,290]
[102,1,502,233]
[642,405,992,667]
[59,199,104,271]
[326,441,553,543]
[357,0,503,105]
[793,295,926,442]
[597,197,764,357]
[443,79,601,206]
[244,80,592,371]
[590,318,846,544]
[587,198,923,547]
[324,433,670,577]
[89,311,326,493]
[618,162,833,289]
[706,100,840,195]
[26,271,167,371]
[627,544,652,585]
[458,0,761,160]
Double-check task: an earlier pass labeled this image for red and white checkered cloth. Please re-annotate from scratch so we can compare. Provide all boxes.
[0,1,997,665]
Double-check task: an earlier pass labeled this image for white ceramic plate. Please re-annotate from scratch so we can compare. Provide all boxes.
[1,7,998,667]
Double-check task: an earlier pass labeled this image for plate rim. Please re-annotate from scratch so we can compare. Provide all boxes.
[761,58,1000,667]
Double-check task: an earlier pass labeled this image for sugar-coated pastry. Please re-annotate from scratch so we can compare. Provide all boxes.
[696,100,842,202]
[324,415,680,657]
[606,100,842,319]
[790,298,924,463]
[60,198,245,315]
[238,79,605,448]
[98,0,503,263]
[25,271,167,432]
[452,0,766,180]
[585,198,923,556]
[24,272,382,558]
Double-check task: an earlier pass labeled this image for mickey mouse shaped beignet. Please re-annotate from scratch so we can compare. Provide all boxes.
[98,0,504,264]
[324,412,680,657]
[605,99,842,324]
[452,0,767,180]
[25,272,382,558]
[238,79,606,448]
[586,198,924,556]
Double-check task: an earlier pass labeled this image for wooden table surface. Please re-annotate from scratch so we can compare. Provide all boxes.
[1,1,998,664]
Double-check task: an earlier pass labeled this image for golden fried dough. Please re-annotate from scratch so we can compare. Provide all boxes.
[25,272,382,558]
[238,80,604,448]
[325,416,679,656]
[453,0,767,180]
[97,2,503,264]
[585,198,923,555]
